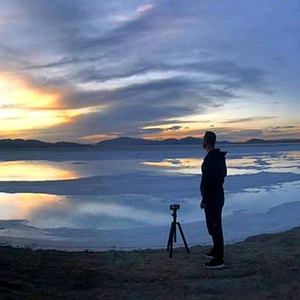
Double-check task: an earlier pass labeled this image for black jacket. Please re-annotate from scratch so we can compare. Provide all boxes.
[200,148,227,208]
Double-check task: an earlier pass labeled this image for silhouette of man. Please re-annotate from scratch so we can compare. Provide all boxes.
[200,131,227,269]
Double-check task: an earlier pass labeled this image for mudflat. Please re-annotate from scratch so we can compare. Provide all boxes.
[0,227,300,300]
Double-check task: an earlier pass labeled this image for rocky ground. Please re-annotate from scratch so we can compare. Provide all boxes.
[0,227,300,300]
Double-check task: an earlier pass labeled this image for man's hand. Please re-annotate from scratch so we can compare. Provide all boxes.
[200,202,207,209]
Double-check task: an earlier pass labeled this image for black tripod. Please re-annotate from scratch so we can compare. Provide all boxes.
[167,204,190,258]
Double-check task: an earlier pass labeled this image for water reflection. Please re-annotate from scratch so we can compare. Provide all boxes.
[143,158,201,175]
[0,148,299,231]
[142,157,259,175]
[0,159,149,182]
[0,181,300,230]
[224,181,300,215]
[4,152,298,183]
[142,152,300,176]
[0,161,79,181]
[0,193,169,229]
[0,193,64,219]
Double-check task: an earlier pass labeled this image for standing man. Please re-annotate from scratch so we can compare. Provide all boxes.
[200,131,227,269]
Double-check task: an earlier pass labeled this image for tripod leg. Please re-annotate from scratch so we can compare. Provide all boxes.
[167,222,176,258]
[174,221,177,244]
[167,221,174,252]
[169,222,176,258]
[177,222,190,254]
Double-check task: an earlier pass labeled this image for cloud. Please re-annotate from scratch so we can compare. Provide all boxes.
[63,76,221,109]
[224,116,277,124]
[140,128,164,135]
[140,125,182,135]
[166,126,182,131]
[137,4,155,14]
[2,0,297,142]
[273,125,298,130]
[264,125,300,135]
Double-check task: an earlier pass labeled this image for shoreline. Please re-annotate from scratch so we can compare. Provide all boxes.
[0,226,300,299]
[1,200,300,252]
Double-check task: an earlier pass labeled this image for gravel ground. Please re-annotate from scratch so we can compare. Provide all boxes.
[0,227,300,300]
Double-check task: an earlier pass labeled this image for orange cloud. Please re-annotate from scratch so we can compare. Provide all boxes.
[0,73,103,137]
[0,73,63,109]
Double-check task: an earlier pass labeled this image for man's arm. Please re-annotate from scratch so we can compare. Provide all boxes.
[200,158,214,207]
[200,202,207,209]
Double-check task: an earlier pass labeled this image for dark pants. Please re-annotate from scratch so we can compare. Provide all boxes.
[204,205,224,260]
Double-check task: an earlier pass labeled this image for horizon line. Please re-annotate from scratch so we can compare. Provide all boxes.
[0,136,300,146]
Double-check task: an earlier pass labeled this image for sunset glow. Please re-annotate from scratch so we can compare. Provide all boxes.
[0,0,299,142]
[0,193,64,220]
[0,161,79,181]
[0,73,104,136]
[143,158,201,169]
[0,74,61,108]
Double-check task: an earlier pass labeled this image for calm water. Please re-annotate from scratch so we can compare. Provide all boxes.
[0,144,299,230]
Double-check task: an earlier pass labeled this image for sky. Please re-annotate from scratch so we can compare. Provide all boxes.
[0,0,299,143]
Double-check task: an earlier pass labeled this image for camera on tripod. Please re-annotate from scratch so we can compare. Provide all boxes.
[167,203,189,258]
[170,204,180,211]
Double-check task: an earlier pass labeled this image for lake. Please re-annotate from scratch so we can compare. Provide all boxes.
[0,144,299,250]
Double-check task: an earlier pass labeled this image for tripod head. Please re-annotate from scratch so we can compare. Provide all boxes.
[167,203,190,257]
[170,204,180,221]
[170,204,180,211]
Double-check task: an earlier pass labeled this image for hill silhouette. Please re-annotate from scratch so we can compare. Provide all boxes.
[0,139,91,148]
[95,136,300,147]
[0,137,299,148]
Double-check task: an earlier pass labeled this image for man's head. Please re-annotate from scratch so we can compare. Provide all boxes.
[202,131,216,151]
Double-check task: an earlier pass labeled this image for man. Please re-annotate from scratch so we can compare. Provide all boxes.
[200,131,227,269]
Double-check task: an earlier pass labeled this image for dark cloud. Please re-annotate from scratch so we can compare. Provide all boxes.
[67,60,271,95]
[274,125,298,130]
[145,119,209,126]
[63,77,219,109]
[26,58,271,99]
[140,125,183,135]
[4,0,271,96]
[140,128,165,135]
[24,98,198,141]
[166,126,182,131]
[4,1,160,68]
[70,61,160,83]
[0,44,31,71]
[1,1,272,96]
[265,125,300,133]
[56,75,239,140]
[224,116,277,124]
[71,17,154,53]
[180,61,272,94]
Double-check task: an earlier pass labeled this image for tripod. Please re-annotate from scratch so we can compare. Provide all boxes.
[166,206,190,258]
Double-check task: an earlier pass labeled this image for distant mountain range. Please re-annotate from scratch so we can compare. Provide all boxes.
[95,137,202,146]
[240,138,300,144]
[0,137,299,148]
[95,137,300,147]
[0,139,91,148]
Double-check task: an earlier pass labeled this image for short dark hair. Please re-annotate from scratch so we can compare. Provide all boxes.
[203,131,216,146]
